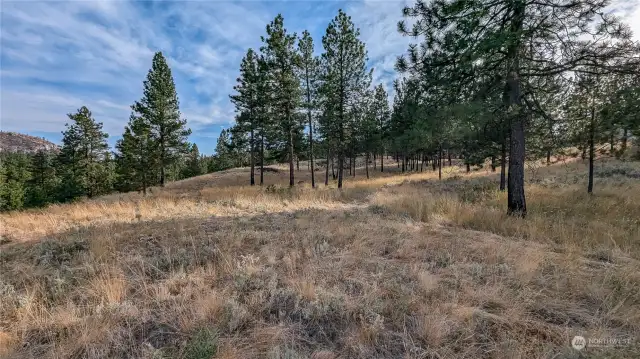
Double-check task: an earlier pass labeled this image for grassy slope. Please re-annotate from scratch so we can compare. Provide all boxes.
[1,156,639,359]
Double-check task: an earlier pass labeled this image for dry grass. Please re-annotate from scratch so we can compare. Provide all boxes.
[1,157,639,358]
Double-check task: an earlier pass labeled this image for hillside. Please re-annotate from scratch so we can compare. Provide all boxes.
[0,132,58,153]
[1,157,639,358]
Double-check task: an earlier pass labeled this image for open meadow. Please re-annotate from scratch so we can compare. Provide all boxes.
[1,157,639,359]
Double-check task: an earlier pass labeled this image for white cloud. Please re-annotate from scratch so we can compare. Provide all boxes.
[0,0,270,141]
[1,0,638,153]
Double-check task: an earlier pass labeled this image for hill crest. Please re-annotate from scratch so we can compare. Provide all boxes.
[0,131,59,153]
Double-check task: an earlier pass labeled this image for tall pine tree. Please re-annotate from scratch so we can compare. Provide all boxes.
[297,30,320,187]
[131,51,191,187]
[261,14,301,187]
[320,9,371,188]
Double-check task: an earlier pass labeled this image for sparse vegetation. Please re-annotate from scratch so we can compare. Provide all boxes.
[1,157,639,358]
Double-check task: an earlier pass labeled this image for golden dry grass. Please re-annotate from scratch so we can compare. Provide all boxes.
[1,157,639,358]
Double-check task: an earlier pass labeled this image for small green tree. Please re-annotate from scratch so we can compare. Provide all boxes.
[115,114,155,194]
[26,150,58,207]
[182,143,203,178]
[0,152,31,211]
[56,106,111,200]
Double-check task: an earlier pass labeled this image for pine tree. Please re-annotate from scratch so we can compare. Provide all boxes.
[132,51,191,187]
[211,129,236,171]
[0,152,31,211]
[56,106,111,200]
[231,49,260,185]
[371,84,390,172]
[26,150,58,207]
[261,14,301,187]
[115,114,155,194]
[297,30,320,187]
[321,9,371,188]
[182,143,203,178]
[398,0,636,216]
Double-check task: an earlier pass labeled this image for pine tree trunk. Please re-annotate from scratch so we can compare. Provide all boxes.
[260,134,264,186]
[448,150,452,166]
[432,155,436,171]
[352,154,356,178]
[504,0,526,217]
[438,146,442,180]
[159,136,166,187]
[296,157,300,171]
[500,138,506,191]
[338,155,344,189]
[289,126,294,187]
[325,148,330,186]
[546,150,551,166]
[491,155,496,172]
[588,102,595,194]
[466,163,470,173]
[610,130,614,153]
[621,128,628,155]
[250,129,255,186]
[366,152,370,179]
[380,146,384,172]
[373,153,376,170]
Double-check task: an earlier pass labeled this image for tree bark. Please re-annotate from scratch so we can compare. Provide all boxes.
[491,155,496,172]
[588,98,595,193]
[260,133,264,185]
[505,0,526,216]
[338,155,344,189]
[289,126,294,187]
[546,150,551,166]
[381,146,384,172]
[325,148,330,186]
[352,154,356,177]
[366,152,370,179]
[438,145,442,180]
[250,128,255,186]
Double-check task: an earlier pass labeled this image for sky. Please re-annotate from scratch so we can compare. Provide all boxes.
[1,0,639,154]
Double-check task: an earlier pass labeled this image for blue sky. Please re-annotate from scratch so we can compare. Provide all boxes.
[0,0,416,154]
[1,1,639,154]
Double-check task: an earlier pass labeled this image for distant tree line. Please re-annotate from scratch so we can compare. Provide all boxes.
[223,5,640,217]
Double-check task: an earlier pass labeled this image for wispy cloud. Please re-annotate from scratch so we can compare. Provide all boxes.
[2,1,636,153]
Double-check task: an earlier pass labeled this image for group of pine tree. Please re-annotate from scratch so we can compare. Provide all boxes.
[0,52,210,211]
[2,2,640,216]
[225,3,640,216]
